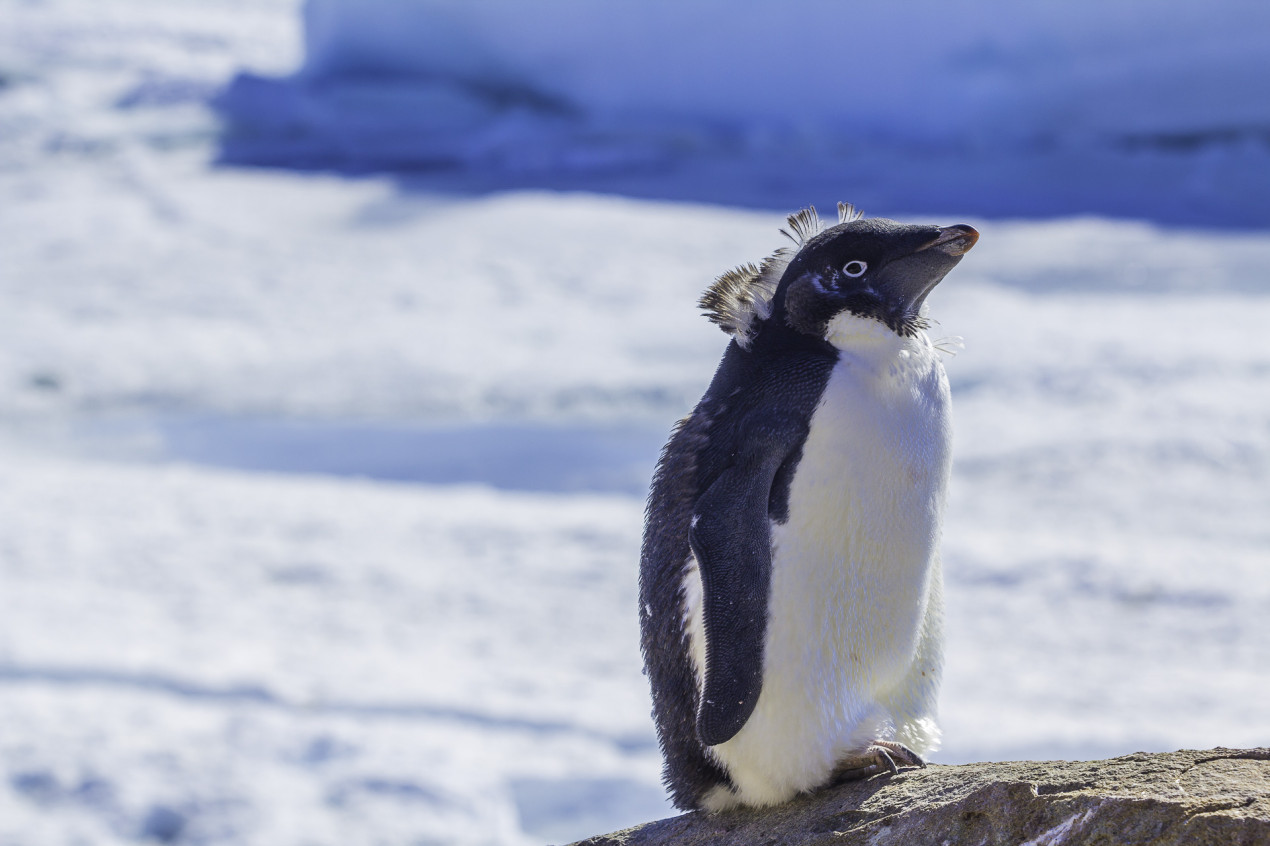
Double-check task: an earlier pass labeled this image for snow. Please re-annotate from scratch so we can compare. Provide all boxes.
[0,447,666,844]
[2,1,1270,843]
[7,164,1270,424]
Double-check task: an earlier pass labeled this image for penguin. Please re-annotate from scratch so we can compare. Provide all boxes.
[639,203,978,812]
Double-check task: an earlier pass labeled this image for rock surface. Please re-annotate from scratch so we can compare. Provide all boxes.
[567,748,1270,845]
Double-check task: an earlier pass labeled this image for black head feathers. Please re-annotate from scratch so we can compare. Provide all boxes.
[699,203,864,348]
[700,203,977,343]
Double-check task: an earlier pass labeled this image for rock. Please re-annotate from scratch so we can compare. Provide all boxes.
[567,748,1270,846]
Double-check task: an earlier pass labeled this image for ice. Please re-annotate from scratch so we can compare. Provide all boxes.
[289,0,1268,139]
[2,0,1269,843]
[214,0,1270,225]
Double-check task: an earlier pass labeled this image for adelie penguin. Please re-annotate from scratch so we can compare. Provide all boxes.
[639,203,978,812]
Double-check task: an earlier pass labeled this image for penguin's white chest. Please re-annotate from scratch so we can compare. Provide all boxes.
[768,336,950,689]
[688,323,952,810]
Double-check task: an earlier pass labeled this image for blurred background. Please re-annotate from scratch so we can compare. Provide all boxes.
[1,1,1268,843]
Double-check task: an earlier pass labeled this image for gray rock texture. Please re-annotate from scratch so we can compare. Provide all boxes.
[567,748,1270,845]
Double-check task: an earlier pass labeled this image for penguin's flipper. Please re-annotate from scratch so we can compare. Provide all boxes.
[688,414,804,748]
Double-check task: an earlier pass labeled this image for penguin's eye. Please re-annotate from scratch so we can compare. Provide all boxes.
[842,260,868,278]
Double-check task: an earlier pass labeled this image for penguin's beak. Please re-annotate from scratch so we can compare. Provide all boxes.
[874,224,979,314]
[923,225,979,256]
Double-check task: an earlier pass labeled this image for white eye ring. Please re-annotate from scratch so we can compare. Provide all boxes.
[842,260,868,278]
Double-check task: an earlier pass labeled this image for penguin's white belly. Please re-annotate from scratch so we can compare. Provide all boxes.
[688,332,951,810]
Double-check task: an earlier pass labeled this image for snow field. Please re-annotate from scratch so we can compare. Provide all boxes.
[6,154,1270,423]
[3,0,1270,842]
[0,446,669,843]
[3,155,1269,839]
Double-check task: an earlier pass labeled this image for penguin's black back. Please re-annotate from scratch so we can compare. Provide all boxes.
[639,329,837,809]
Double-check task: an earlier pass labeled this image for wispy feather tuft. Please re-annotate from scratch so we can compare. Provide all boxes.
[779,207,823,247]
[698,249,791,348]
[837,201,864,224]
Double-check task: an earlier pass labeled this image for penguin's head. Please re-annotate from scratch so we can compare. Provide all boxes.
[699,204,978,347]
[777,215,978,340]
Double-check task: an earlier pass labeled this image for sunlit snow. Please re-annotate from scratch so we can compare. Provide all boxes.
[1,1,1268,844]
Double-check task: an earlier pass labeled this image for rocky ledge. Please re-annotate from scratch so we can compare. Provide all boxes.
[568,748,1270,846]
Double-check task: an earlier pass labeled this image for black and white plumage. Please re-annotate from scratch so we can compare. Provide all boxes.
[639,204,978,811]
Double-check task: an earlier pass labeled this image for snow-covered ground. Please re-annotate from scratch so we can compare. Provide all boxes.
[2,2,1269,844]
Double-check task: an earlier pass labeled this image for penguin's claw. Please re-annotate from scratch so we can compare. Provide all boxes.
[872,740,926,769]
[831,741,926,783]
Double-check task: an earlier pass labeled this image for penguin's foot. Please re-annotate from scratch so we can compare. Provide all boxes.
[831,740,926,782]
